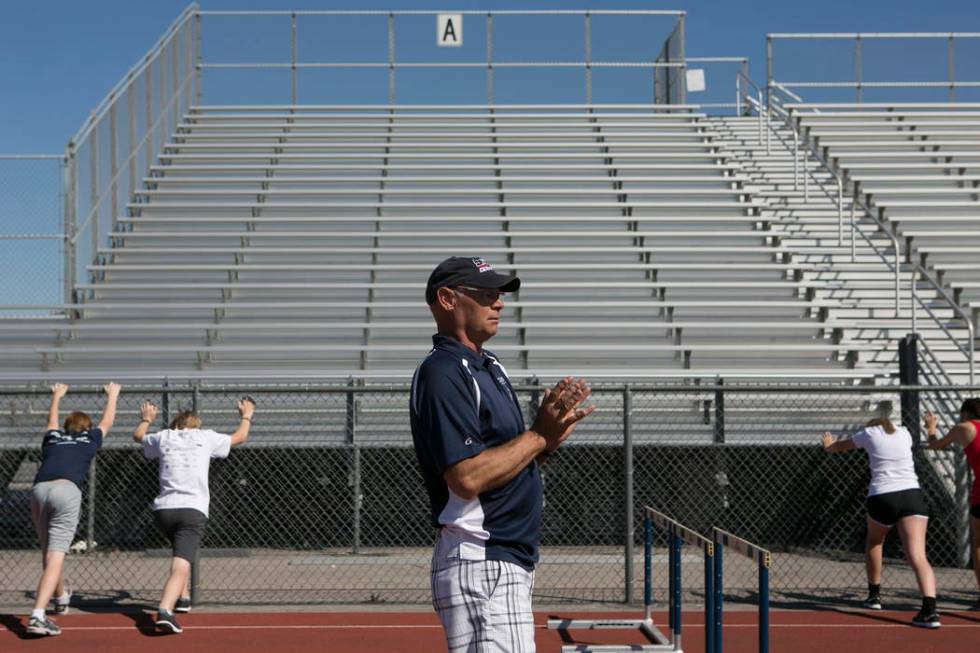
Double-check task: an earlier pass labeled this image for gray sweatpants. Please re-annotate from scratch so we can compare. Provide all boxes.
[31,480,82,553]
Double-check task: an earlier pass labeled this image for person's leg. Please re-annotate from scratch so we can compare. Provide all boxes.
[896,516,936,598]
[971,512,980,593]
[160,557,191,612]
[486,562,536,653]
[432,557,489,652]
[32,550,67,613]
[865,516,891,586]
[30,482,80,614]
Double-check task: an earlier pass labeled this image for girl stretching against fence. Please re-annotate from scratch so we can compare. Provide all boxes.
[822,416,940,629]
[133,396,254,634]
[925,399,980,607]
[27,382,121,637]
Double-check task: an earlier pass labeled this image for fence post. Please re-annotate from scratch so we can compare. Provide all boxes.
[346,378,361,554]
[86,457,96,551]
[190,381,200,605]
[898,335,920,445]
[161,378,171,427]
[714,379,730,515]
[63,146,76,306]
[714,378,725,444]
[290,12,297,105]
[623,384,634,604]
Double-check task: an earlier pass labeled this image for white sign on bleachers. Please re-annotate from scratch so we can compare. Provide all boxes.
[686,69,706,93]
[438,14,463,47]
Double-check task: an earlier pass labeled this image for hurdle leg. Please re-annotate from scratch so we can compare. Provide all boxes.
[714,543,723,653]
[704,549,714,653]
[671,531,682,651]
[644,515,653,622]
[759,560,769,653]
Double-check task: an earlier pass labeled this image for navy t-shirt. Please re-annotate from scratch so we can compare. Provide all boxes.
[411,334,543,571]
[34,428,103,489]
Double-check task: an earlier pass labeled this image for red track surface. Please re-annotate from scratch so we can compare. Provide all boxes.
[2,609,978,652]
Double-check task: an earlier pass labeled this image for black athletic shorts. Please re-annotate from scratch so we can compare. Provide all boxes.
[971,505,980,520]
[866,488,929,527]
[154,508,208,562]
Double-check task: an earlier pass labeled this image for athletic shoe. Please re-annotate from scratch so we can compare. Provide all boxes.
[52,589,72,615]
[911,610,941,629]
[174,597,192,613]
[155,612,183,634]
[862,594,882,610]
[26,616,61,636]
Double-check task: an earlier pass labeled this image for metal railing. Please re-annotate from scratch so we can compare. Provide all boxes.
[198,9,686,106]
[775,96,976,384]
[64,3,199,306]
[767,33,980,104]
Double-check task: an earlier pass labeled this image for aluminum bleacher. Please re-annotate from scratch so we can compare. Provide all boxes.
[0,104,894,382]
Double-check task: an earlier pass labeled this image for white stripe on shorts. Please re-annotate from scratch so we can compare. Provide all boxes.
[431,536,535,652]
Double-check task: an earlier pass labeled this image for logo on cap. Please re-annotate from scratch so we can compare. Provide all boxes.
[472,257,493,273]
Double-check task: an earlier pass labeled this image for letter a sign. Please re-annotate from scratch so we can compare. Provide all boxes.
[438,14,462,47]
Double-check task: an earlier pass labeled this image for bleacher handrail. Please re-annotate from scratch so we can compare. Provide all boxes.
[780,98,976,383]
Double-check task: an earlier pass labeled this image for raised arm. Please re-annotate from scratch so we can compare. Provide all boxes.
[133,401,159,443]
[925,412,975,450]
[46,383,68,431]
[228,397,255,447]
[822,431,857,454]
[97,382,122,435]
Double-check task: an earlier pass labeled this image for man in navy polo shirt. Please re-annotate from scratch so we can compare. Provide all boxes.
[411,256,595,652]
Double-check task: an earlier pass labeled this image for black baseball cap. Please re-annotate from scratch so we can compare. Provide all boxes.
[425,256,520,304]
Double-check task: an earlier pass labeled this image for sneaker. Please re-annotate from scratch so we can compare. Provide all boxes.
[862,594,882,610]
[155,612,183,634]
[911,610,941,629]
[26,616,61,636]
[174,597,192,613]
[52,589,72,615]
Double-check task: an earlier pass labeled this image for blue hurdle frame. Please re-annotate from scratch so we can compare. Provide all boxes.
[711,528,772,653]
[546,506,715,653]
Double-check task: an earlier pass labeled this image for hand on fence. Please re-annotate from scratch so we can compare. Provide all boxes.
[104,382,121,398]
[821,432,837,450]
[923,412,938,434]
[237,397,256,420]
[533,377,596,451]
[139,401,158,423]
[51,383,68,399]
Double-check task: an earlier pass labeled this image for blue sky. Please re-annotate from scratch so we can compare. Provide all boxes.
[2,0,978,153]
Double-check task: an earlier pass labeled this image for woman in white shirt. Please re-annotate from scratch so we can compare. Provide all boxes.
[822,417,939,629]
[133,397,254,633]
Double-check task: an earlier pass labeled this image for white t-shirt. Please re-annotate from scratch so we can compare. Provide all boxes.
[141,428,232,517]
[851,425,920,497]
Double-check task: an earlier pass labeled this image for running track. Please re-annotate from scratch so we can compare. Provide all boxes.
[2,609,979,652]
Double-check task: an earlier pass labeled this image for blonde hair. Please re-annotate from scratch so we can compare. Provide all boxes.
[866,417,896,434]
[63,411,92,433]
[170,411,202,430]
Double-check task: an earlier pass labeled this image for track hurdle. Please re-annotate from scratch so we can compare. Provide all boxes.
[711,528,772,653]
[546,507,715,653]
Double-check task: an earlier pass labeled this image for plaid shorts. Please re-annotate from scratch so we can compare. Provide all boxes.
[430,531,536,653]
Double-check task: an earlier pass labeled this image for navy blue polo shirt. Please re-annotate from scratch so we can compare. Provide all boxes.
[411,334,543,571]
[34,428,103,489]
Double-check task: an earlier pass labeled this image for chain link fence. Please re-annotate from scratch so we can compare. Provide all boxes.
[1,382,977,608]
[0,156,66,314]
